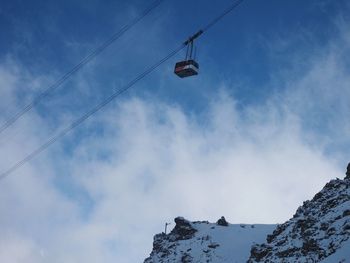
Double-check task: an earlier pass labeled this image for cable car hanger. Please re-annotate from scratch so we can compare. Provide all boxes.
[174,30,203,78]
[174,0,245,78]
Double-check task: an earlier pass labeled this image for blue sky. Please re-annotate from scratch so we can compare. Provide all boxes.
[1,0,346,106]
[1,0,350,262]
[0,0,348,126]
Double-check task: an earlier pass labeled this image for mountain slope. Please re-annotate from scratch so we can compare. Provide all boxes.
[248,177,350,262]
[145,167,350,262]
[144,217,275,263]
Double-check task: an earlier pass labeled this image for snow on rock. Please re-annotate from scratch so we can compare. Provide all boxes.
[320,238,350,263]
[144,216,276,263]
[248,177,350,263]
[144,165,350,262]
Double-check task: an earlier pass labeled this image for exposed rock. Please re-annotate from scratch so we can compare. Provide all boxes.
[346,162,350,180]
[170,217,197,241]
[216,216,229,226]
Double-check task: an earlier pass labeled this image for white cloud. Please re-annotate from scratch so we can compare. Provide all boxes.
[1,9,350,263]
[60,94,340,261]
[0,234,44,263]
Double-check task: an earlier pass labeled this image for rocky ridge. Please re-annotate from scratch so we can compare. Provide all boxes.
[144,217,275,263]
[248,176,350,262]
[145,165,350,262]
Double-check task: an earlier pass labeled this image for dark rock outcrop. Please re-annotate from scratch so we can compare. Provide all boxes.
[171,217,197,241]
[144,217,198,263]
[216,216,229,226]
[346,162,350,180]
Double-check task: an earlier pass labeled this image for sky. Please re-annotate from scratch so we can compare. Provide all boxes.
[1,0,350,262]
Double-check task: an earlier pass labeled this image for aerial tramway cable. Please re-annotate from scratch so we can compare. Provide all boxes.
[0,0,246,181]
[0,0,166,136]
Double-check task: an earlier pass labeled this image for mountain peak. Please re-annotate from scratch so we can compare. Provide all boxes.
[345,162,350,180]
[144,217,275,263]
[248,177,350,262]
[144,165,350,262]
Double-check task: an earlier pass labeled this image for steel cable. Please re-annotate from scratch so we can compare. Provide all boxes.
[0,0,166,136]
[0,0,246,180]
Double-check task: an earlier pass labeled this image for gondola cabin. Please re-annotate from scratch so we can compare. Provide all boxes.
[174,59,199,78]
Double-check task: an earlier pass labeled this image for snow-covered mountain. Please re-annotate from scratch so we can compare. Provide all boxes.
[144,166,350,262]
[248,175,350,262]
[144,217,276,263]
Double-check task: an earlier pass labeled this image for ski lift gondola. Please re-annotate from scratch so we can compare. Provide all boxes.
[174,59,199,78]
[174,33,201,78]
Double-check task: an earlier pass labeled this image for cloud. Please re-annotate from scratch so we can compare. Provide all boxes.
[269,15,350,164]
[50,89,340,261]
[0,235,44,263]
[1,7,350,263]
